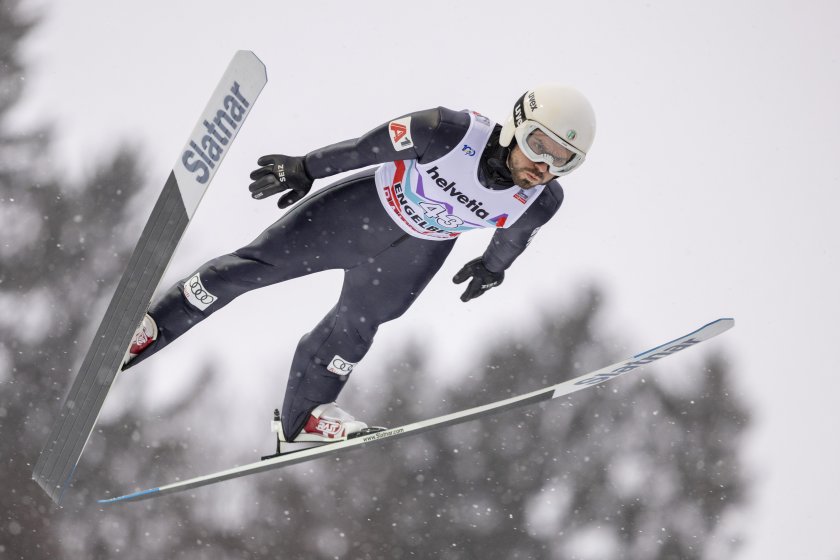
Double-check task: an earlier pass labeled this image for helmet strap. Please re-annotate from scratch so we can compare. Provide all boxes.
[503,136,517,170]
[480,127,515,190]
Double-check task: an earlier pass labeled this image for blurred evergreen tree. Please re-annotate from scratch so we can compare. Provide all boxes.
[231,289,749,560]
[0,0,196,556]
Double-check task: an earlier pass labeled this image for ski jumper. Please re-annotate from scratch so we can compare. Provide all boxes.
[127,107,565,440]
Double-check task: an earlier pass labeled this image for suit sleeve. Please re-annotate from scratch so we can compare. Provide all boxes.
[303,107,469,179]
[481,182,564,273]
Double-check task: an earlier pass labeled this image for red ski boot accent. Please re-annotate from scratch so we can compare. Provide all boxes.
[303,413,346,439]
[123,314,158,366]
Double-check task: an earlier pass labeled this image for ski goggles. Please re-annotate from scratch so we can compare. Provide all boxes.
[514,120,586,177]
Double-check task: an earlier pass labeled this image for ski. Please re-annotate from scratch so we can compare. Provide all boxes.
[32,51,268,505]
[98,317,734,505]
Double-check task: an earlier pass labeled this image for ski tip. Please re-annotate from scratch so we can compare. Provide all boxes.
[97,487,161,505]
[233,50,267,78]
[711,317,735,331]
[693,317,735,334]
[631,318,735,359]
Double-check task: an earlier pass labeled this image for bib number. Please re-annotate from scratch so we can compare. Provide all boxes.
[419,202,464,229]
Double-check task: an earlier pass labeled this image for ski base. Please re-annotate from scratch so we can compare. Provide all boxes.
[98,318,733,505]
[32,50,267,505]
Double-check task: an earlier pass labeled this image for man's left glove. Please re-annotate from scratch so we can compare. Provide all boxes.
[453,257,505,302]
[249,154,314,209]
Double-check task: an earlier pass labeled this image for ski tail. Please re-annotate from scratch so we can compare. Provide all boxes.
[98,318,734,504]
[32,51,267,505]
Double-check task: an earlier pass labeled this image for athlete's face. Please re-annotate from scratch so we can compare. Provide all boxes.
[507,145,555,189]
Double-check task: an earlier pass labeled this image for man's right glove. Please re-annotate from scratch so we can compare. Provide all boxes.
[453,257,505,302]
[249,154,314,209]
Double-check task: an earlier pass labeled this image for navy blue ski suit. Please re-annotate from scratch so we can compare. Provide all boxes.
[128,107,564,440]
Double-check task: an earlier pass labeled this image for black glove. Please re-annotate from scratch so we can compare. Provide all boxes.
[453,257,505,302]
[249,154,314,209]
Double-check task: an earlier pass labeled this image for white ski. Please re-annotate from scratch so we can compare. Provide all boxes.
[33,51,267,505]
[98,318,733,504]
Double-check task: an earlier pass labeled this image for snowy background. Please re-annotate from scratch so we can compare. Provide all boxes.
[5,0,840,558]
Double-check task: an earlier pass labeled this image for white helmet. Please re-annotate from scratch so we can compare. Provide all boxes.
[499,85,596,176]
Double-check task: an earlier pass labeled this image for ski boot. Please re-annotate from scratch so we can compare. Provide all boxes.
[263,403,386,459]
[122,314,158,368]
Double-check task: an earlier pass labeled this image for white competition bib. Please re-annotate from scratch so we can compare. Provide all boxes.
[375,112,545,241]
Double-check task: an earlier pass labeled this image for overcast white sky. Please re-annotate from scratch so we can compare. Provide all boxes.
[11,0,840,557]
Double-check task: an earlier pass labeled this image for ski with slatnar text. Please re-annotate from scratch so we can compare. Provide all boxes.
[32,51,267,505]
[98,318,734,505]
